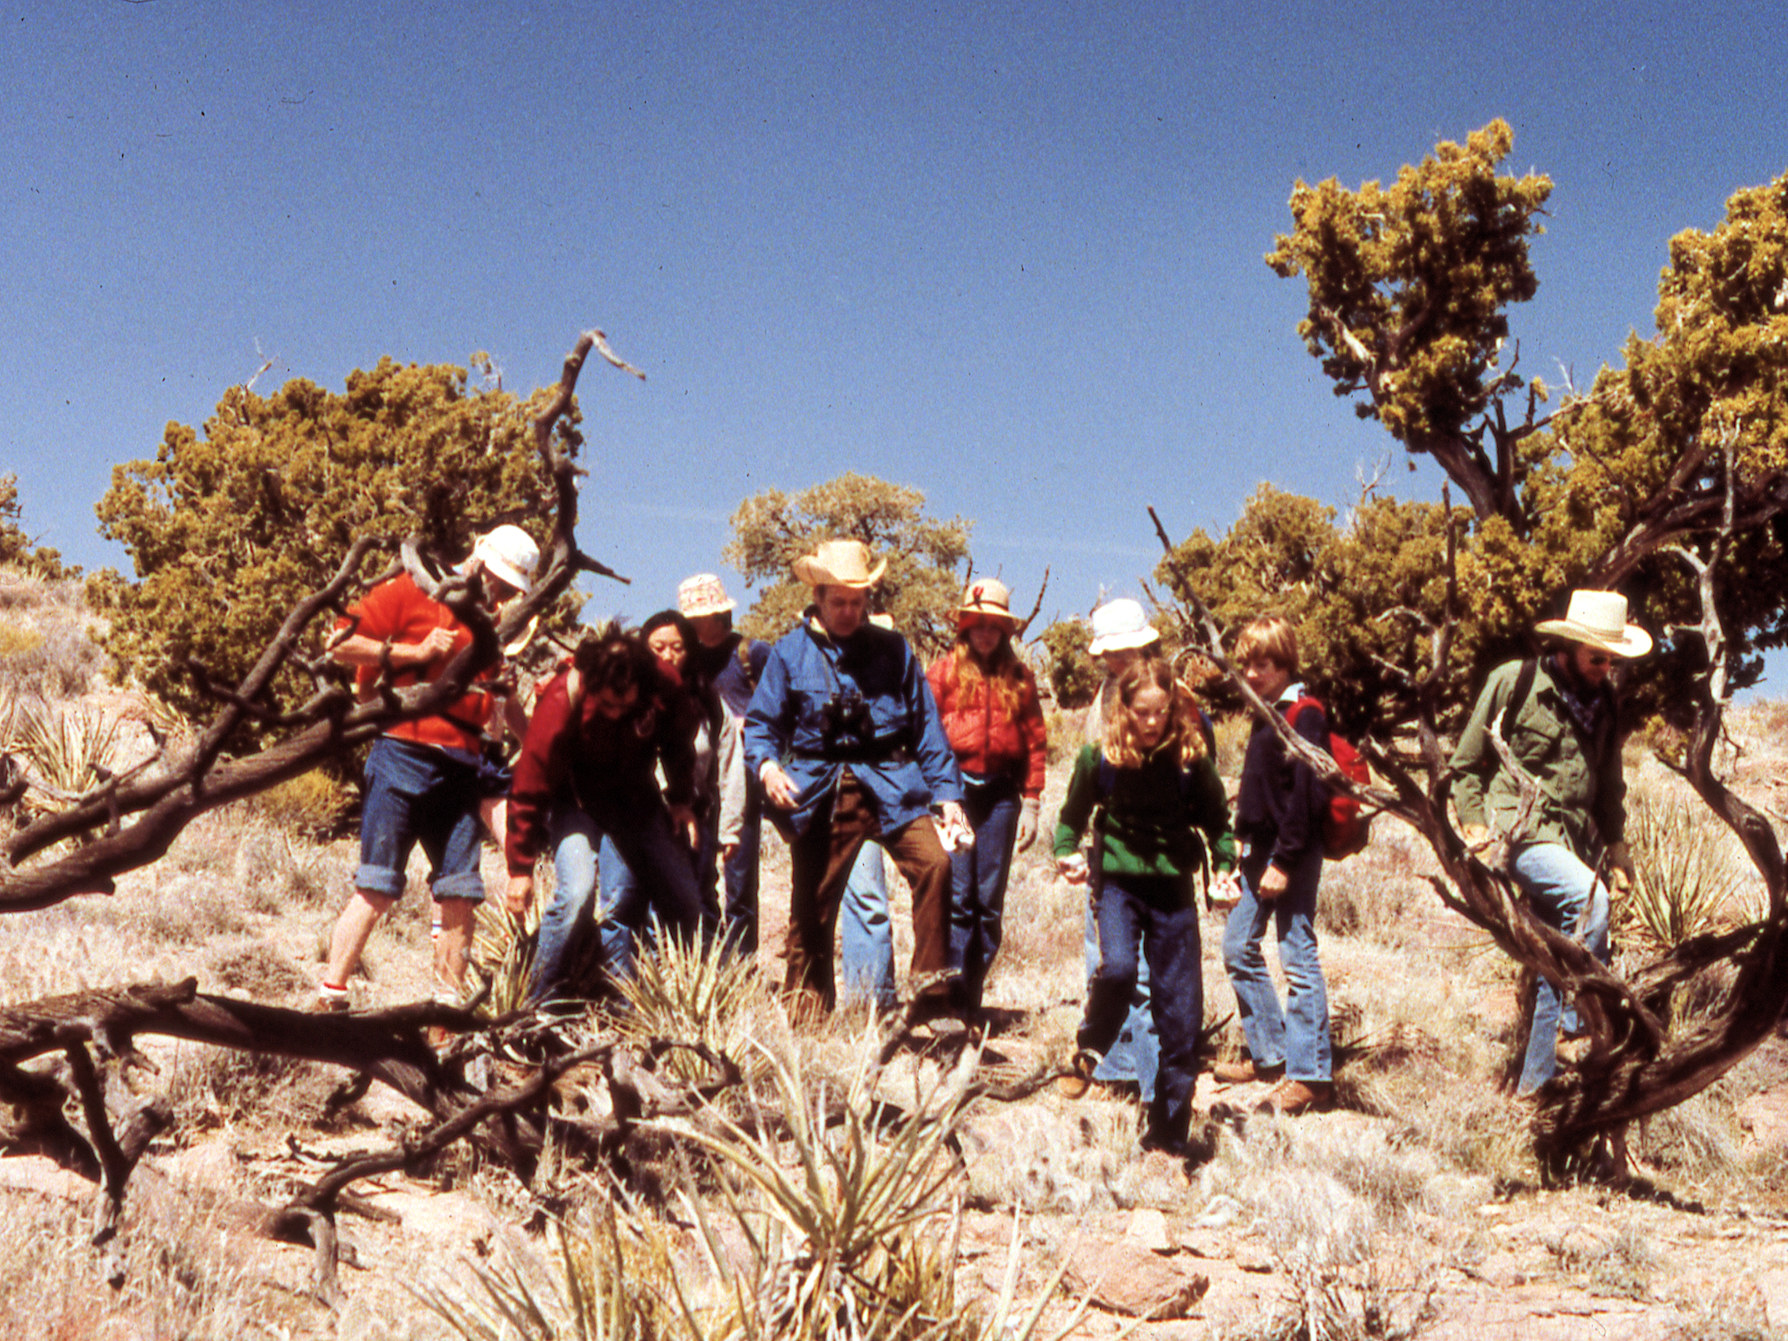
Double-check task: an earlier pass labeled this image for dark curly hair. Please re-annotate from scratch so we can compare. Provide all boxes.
[571,620,658,700]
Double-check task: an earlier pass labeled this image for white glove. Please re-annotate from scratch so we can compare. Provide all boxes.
[1015,797,1040,853]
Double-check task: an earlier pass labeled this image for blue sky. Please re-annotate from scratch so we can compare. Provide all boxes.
[5,1,1786,676]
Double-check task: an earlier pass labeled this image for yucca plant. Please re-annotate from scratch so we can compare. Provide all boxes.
[423,1039,1096,1341]
[469,894,542,1020]
[659,1042,973,1341]
[612,930,767,1084]
[1621,789,1753,949]
[414,1206,673,1341]
[11,699,121,839]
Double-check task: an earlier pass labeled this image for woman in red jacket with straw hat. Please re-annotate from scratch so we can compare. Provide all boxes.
[926,579,1048,1019]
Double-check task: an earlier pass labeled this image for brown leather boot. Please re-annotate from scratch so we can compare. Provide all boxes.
[1211,1056,1284,1085]
[1055,1049,1100,1099]
[1255,1078,1334,1116]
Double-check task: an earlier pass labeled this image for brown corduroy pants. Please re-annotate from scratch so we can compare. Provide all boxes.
[784,771,953,1016]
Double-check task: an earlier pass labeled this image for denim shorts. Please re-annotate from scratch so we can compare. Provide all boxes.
[356,737,487,901]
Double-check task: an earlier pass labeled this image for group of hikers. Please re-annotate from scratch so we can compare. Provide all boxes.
[317,525,1650,1156]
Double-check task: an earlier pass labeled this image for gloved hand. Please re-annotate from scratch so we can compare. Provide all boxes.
[1056,851,1090,885]
[1015,797,1040,852]
[1606,840,1635,896]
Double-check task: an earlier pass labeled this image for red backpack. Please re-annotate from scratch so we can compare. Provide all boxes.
[1285,695,1372,860]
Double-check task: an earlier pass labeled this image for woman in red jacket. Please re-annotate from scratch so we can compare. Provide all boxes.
[926,580,1048,1018]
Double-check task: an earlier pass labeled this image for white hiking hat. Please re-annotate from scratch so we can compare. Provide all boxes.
[465,525,539,595]
[1087,598,1160,656]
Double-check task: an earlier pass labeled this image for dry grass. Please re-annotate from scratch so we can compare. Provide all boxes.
[5,579,1788,1338]
[0,1185,292,1340]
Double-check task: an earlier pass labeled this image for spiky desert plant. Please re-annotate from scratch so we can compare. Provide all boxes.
[1622,787,1754,949]
[612,931,767,1083]
[662,1042,973,1341]
[11,698,121,837]
[415,1206,674,1341]
[424,1040,1097,1341]
[469,894,541,1020]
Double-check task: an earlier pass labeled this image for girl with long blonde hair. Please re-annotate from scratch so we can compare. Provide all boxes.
[1053,655,1233,1155]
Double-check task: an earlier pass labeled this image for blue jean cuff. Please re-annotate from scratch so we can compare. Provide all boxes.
[354,865,407,898]
[431,872,488,901]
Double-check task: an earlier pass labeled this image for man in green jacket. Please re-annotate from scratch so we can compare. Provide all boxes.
[1450,590,1652,1094]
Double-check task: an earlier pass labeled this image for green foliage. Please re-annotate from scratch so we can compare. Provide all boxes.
[1037,616,1099,708]
[1266,119,1552,519]
[93,358,576,725]
[1157,483,1495,735]
[1238,126,1788,734]
[0,473,74,580]
[724,472,971,658]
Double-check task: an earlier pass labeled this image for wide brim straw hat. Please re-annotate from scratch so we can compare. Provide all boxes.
[956,578,1022,630]
[1535,589,1653,658]
[678,572,736,618]
[792,538,887,589]
[1087,597,1160,656]
[464,525,539,595]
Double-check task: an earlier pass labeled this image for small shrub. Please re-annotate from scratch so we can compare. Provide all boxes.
[0,619,44,659]
[416,1207,674,1341]
[1210,711,1251,780]
[250,769,356,840]
[167,1043,328,1132]
[469,897,539,1019]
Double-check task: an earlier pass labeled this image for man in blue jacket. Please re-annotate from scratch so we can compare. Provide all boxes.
[744,539,966,1018]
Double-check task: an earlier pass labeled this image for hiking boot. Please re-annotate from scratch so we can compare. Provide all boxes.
[1255,1078,1333,1116]
[1212,1056,1284,1085]
[1055,1049,1101,1099]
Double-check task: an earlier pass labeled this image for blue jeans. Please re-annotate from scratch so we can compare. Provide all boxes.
[529,802,705,1004]
[356,738,486,901]
[1221,852,1331,1083]
[839,842,896,1011]
[947,776,1021,1013]
[1085,900,1156,1100]
[1509,842,1611,1094]
[1080,873,1203,1149]
[721,786,763,953]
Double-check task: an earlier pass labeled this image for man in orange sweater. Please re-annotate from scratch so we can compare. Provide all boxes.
[317,526,538,1009]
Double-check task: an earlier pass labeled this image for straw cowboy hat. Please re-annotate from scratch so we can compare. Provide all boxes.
[792,539,887,589]
[677,572,736,618]
[1087,598,1160,656]
[1535,590,1653,659]
[956,578,1022,630]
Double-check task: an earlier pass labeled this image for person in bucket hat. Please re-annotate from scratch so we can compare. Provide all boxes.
[677,572,772,952]
[742,538,966,1019]
[1450,589,1653,1095]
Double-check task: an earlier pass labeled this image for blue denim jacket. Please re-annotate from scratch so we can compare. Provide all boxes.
[744,615,963,837]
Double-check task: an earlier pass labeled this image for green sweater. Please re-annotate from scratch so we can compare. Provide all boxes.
[1053,743,1236,880]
